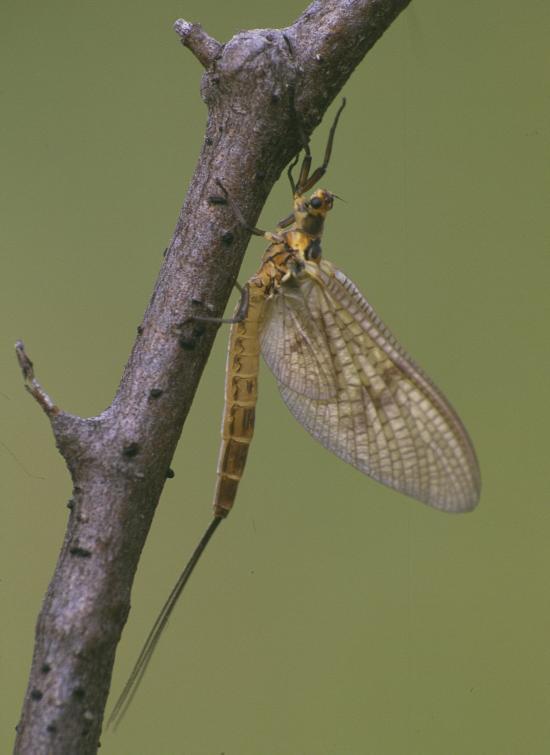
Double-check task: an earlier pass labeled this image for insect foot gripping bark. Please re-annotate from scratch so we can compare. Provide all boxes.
[108,100,480,730]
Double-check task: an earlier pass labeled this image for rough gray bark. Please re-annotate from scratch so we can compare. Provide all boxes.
[13,1,411,753]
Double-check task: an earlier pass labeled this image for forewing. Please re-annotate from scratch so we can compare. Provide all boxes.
[263,261,480,512]
[260,282,338,399]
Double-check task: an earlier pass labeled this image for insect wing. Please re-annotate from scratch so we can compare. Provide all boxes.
[260,261,480,512]
[260,282,338,400]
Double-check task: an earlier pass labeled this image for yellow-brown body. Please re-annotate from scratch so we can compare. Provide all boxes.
[213,190,332,517]
[213,276,265,517]
[212,181,480,516]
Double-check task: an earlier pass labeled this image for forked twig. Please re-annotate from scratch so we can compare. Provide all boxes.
[15,341,58,416]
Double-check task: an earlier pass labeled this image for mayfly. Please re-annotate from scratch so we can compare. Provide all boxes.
[108,100,480,728]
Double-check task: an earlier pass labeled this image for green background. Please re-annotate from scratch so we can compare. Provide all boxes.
[2,1,548,753]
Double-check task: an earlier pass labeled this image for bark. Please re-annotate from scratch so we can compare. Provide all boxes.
[13,1,411,752]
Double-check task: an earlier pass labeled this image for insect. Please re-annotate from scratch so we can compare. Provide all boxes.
[108,100,480,728]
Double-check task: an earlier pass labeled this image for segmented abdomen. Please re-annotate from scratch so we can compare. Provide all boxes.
[213,286,265,517]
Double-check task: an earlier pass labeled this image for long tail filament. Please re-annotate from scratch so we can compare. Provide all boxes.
[107,516,223,730]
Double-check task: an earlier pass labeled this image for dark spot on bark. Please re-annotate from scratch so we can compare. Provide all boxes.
[191,298,203,306]
[192,324,206,338]
[205,136,213,146]
[31,689,43,701]
[179,337,196,351]
[283,33,293,55]
[69,546,92,558]
[166,468,175,479]
[149,388,163,399]
[271,92,279,103]
[66,498,74,510]
[73,687,85,700]
[256,170,266,180]
[137,325,144,335]
[208,195,228,205]
[163,247,168,257]
[122,442,140,458]
[47,724,58,734]
[41,663,51,674]
[222,231,234,246]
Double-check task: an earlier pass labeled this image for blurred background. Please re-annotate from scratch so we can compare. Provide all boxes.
[1,1,548,753]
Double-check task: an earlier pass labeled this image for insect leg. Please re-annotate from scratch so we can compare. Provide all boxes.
[278,127,301,223]
[227,283,249,323]
[286,152,300,195]
[186,283,250,327]
[296,142,312,194]
[276,211,295,230]
[298,98,346,193]
[214,179,281,241]
[286,77,312,195]
[183,283,250,328]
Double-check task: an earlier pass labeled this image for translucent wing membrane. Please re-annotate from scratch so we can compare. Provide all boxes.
[261,261,480,512]
[261,283,338,399]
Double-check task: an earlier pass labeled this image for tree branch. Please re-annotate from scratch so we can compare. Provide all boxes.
[15,342,59,417]
[13,1,411,753]
[173,19,223,67]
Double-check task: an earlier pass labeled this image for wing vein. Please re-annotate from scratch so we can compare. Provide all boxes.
[260,260,480,512]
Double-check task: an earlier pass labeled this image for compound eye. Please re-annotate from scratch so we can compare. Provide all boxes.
[310,196,322,209]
